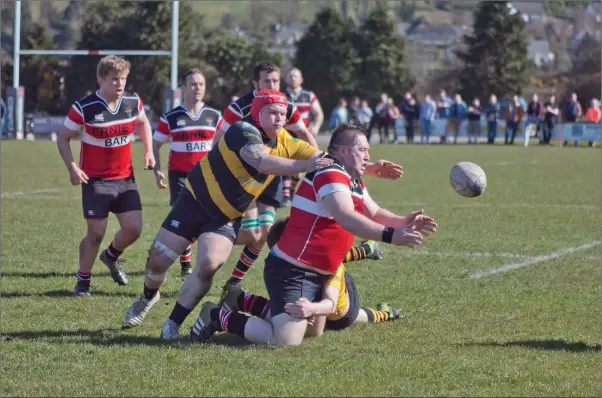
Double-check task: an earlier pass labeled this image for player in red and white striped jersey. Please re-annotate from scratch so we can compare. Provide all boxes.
[57,55,155,297]
[152,69,222,277]
[282,67,325,205]
[193,124,438,346]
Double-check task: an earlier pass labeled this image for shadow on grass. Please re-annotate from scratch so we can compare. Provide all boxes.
[2,289,178,299]
[1,328,275,350]
[460,339,601,353]
[1,271,146,279]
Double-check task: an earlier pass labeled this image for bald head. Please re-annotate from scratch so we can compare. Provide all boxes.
[286,68,303,89]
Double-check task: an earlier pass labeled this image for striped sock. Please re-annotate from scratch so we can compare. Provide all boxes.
[344,244,370,263]
[282,176,292,199]
[241,218,259,231]
[180,245,192,265]
[217,307,250,338]
[238,291,271,319]
[76,271,91,286]
[362,307,391,323]
[229,245,261,283]
[105,242,123,261]
[258,210,275,227]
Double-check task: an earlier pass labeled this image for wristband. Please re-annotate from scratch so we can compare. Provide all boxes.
[382,227,394,244]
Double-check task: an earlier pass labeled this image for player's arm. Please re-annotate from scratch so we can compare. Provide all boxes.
[151,116,170,189]
[363,189,437,235]
[284,284,339,319]
[214,103,242,145]
[286,106,318,148]
[308,95,324,136]
[135,106,155,169]
[57,104,88,185]
[239,142,330,175]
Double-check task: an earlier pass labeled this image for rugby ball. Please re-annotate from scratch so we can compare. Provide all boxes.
[449,162,487,198]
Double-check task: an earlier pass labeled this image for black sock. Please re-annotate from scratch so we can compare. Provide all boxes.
[168,302,192,326]
[76,271,91,286]
[106,242,123,260]
[143,284,158,300]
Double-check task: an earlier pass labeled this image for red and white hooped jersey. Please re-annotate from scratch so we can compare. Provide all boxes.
[273,162,366,274]
[220,90,305,134]
[64,91,143,179]
[153,104,222,173]
[284,87,319,127]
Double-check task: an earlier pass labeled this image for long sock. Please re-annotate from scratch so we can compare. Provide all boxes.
[362,307,391,323]
[217,307,250,338]
[168,302,192,326]
[180,245,192,266]
[229,245,261,284]
[105,242,123,261]
[143,283,158,300]
[76,270,91,286]
[290,174,301,197]
[238,291,270,319]
[282,176,292,200]
[343,242,372,263]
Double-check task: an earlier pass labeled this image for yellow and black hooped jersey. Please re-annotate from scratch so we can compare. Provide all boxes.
[326,263,349,321]
[185,116,318,223]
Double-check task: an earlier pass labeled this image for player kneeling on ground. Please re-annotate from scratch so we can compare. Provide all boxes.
[203,216,402,339]
[191,124,437,346]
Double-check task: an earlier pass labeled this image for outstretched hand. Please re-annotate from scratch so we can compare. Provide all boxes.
[365,160,403,180]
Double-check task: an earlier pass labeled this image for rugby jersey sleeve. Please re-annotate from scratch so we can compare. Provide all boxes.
[136,94,146,119]
[153,115,170,142]
[313,167,352,199]
[63,102,84,131]
[221,102,243,132]
[284,103,306,133]
[225,121,263,152]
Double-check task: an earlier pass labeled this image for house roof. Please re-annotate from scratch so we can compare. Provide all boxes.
[405,23,465,46]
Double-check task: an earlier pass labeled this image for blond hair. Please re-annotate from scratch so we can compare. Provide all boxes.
[96,55,131,79]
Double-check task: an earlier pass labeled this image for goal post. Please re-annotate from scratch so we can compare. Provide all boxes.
[8,0,181,139]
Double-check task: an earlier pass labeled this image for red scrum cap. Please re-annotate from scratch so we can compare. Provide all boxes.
[251,89,288,127]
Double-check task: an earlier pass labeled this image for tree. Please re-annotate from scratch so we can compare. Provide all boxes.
[564,33,601,110]
[294,8,359,114]
[457,1,530,100]
[204,31,283,108]
[355,7,414,103]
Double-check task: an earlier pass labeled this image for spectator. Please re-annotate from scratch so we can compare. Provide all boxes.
[420,94,437,144]
[585,98,601,147]
[371,93,389,144]
[526,93,542,146]
[485,94,500,144]
[542,95,559,145]
[356,100,373,134]
[0,98,6,138]
[467,98,482,144]
[444,94,466,144]
[386,98,402,143]
[437,89,452,119]
[504,95,524,145]
[401,97,418,144]
[563,93,583,146]
[328,98,349,130]
[348,96,360,125]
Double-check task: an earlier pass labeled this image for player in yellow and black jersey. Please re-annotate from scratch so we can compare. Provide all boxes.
[122,90,333,338]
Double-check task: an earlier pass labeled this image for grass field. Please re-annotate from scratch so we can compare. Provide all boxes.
[1,140,600,397]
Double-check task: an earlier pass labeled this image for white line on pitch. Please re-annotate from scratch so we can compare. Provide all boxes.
[1,188,61,198]
[404,250,526,259]
[470,241,601,279]
[382,202,598,210]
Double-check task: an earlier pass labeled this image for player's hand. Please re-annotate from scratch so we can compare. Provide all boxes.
[391,226,423,248]
[144,152,156,170]
[69,164,89,185]
[405,210,437,236]
[154,170,167,189]
[285,297,315,319]
[305,155,334,173]
[365,160,403,180]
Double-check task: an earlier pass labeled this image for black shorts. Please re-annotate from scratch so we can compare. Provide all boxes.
[161,187,241,243]
[81,176,142,219]
[256,176,282,208]
[325,272,361,331]
[168,170,188,207]
[263,253,329,318]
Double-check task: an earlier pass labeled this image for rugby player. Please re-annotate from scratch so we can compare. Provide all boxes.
[211,216,403,337]
[122,90,333,337]
[282,67,324,205]
[190,124,437,346]
[57,55,155,296]
[151,69,222,277]
[218,62,400,298]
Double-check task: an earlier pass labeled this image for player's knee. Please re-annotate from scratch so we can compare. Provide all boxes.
[86,228,105,245]
[122,222,142,241]
[148,240,179,269]
[195,257,222,283]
